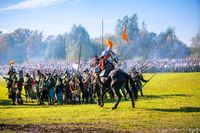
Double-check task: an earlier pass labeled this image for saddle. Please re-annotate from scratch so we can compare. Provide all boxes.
[99,62,115,77]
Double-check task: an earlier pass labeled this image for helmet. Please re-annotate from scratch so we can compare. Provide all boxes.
[106,39,113,49]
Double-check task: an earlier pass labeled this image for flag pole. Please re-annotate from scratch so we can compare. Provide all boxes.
[101,18,104,51]
[66,38,69,66]
[116,37,123,56]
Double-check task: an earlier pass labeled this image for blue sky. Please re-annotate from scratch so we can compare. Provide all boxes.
[0,0,199,46]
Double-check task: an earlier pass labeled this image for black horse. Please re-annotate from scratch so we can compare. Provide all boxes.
[92,68,138,110]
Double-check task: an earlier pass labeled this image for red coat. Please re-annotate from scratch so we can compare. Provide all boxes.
[99,54,111,70]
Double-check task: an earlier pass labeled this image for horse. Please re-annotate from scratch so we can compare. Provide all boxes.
[91,62,138,110]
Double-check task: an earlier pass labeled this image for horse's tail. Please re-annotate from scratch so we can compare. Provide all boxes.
[126,73,138,100]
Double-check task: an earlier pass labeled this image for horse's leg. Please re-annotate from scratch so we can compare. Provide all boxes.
[121,86,127,101]
[100,87,104,107]
[125,82,135,108]
[25,88,28,102]
[112,87,122,110]
[94,84,100,105]
[108,89,115,99]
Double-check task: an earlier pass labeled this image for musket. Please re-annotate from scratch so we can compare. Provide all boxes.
[142,49,181,88]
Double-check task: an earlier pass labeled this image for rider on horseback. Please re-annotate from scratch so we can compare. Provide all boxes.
[91,39,119,85]
[98,40,118,76]
[99,39,119,71]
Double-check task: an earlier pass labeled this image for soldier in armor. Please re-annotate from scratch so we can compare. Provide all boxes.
[55,77,64,105]
[33,70,42,104]
[93,39,119,85]
[69,76,80,104]
[24,73,32,102]
[46,73,55,105]
[63,74,72,104]
[10,74,17,105]
[99,40,119,71]
[132,71,149,97]
[82,69,91,103]
[38,74,48,105]
[16,70,24,105]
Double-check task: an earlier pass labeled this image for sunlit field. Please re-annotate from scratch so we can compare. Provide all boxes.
[0,73,200,132]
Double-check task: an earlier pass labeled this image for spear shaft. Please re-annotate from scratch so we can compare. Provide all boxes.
[142,49,181,88]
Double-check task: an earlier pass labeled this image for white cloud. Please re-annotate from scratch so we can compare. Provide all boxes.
[0,0,65,12]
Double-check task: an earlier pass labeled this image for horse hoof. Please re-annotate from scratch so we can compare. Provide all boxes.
[132,105,135,108]
[135,99,137,102]
[100,104,104,107]
[112,107,117,110]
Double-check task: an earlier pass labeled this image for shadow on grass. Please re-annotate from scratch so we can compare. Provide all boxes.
[141,94,190,100]
[0,99,12,105]
[0,99,53,109]
[148,107,200,113]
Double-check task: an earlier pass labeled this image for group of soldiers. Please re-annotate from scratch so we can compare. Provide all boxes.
[2,62,148,105]
[2,64,94,105]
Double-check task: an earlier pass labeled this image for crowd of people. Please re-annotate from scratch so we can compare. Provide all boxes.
[1,61,148,106]
[122,58,200,73]
[0,58,200,76]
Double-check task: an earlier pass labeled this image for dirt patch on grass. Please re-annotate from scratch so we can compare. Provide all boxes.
[0,123,126,133]
[0,123,195,133]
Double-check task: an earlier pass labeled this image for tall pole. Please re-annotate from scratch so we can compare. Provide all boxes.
[117,37,122,56]
[66,39,69,65]
[101,18,104,51]
[77,43,82,73]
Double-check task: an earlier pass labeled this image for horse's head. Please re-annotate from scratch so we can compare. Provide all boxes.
[90,57,99,68]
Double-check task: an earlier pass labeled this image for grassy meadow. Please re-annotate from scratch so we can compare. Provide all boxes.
[0,73,200,132]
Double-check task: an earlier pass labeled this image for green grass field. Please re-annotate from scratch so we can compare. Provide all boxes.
[0,73,200,132]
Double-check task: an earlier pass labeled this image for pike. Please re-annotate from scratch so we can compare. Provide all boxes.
[77,43,82,74]
[131,44,158,72]
[0,72,7,79]
[142,49,181,88]
[117,46,133,68]
[52,69,56,76]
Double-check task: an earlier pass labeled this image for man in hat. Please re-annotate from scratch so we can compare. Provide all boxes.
[38,74,47,105]
[63,74,72,104]
[82,69,92,103]
[133,71,149,97]
[24,73,32,102]
[46,73,55,105]
[8,60,16,76]
[69,76,80,104]
[16,70,24,105]
[55,77,64,105]
[10,74,17,105]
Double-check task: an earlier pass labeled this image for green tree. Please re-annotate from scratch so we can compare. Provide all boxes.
[191,30,200,57]
[66,25,96,62]
[45,35,66,59]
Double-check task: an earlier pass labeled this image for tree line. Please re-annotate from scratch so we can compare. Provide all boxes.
[0,13,196,65]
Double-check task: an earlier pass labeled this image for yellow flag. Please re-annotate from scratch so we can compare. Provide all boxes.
[121,25,128,44]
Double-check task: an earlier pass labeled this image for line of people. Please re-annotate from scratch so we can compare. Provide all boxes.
[2,63,148,105]
[3,66,96,105]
